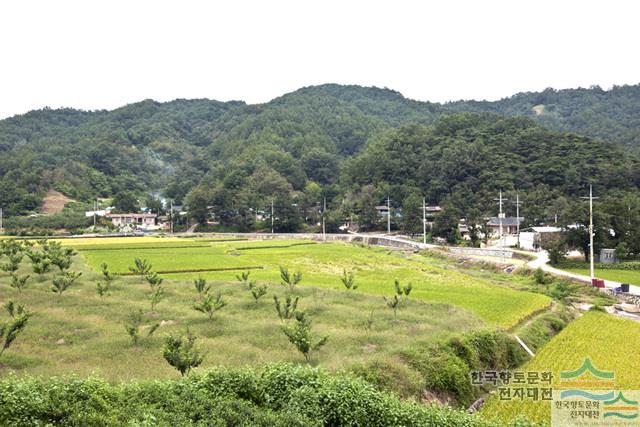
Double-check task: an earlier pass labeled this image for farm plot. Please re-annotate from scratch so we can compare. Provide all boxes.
[77,239,551,328]
[0,240,486,380]
[481,311,640,424]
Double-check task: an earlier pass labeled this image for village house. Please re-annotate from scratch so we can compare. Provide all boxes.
[486,216,523,235]
[106,213,157,228]
[518,226,561,251]
[375,205,390,217]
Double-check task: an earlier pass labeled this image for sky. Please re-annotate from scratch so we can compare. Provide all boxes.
[1,0,639,119]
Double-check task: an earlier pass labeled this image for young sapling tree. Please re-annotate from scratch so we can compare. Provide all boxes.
[274,295,299,321]
[51,271,82,297]
[162,329,204,376]
[193,277,210,299]
[1,254,23,274]
[340,269,357,290]
[124,309,159,346]
[384,295,400,319]
[9,273,30,293]
[282,311,328,362]
[250,284,268,304]
[235,271,252,289]
[0,301,31,358]
[280,266,302,293]
[193,292,226,320]
[129,258,152,281]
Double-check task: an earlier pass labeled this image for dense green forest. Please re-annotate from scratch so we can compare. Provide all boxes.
[1,83,639,236]
[447,84,640,150]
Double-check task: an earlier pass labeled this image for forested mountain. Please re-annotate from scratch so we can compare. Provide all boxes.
[1,83,639,232]
[447,84,640,150]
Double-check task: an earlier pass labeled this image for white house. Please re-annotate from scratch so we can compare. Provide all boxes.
[105,213,157,230]
[519,226,562,251]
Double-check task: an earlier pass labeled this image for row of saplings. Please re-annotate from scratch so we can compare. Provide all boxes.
[0,239,82,296]
[121,257,414,371]
[0,239,414,376]
[0,239,82,366]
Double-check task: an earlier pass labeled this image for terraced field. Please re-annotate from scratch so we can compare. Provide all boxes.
[481,311,640,424]
[76,238,551,328]
[0,236,552,382]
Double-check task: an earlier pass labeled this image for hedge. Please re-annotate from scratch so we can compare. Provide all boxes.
[0,363,527,426]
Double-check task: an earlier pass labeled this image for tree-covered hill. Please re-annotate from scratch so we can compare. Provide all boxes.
[447,84,640,150]
[0,83,639,224]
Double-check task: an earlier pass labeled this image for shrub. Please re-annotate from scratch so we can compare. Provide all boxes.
[533,268,546,284]
[351,358,425,399]
[0,364,508,426]
[403,346,475,407]
[163,329,205,376]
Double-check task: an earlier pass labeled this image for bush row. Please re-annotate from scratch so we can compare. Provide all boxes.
[0,363,514,426]
[356,330,529,409]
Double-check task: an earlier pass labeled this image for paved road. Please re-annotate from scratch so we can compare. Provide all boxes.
[525,250,640,296]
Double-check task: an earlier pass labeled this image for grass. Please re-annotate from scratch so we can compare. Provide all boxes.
[563,267,640,285]
[0,238,550,383]
[0,266,481,381]
[481,311,640,424]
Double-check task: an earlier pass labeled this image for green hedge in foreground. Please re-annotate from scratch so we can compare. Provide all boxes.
[0,363,525,427]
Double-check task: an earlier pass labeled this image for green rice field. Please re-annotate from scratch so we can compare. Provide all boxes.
[0,236,551,382]
[481,311,640,424]
[75,238,551,328]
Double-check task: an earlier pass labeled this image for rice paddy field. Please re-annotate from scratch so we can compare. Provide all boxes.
[0,236,551,381]
[73,237,551,327]
[481,310,640,424]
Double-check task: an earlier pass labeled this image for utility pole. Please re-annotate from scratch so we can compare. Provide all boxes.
[494,190,507,244]
[514,193,522,248]
[581,185,598,282]
[0,207,3,231]
[492,190,509,261]
[170,200,174,235]
[322,197,326,241]
[422,197,427,245]
[271,199,274,234]
[387,196,391,234]
[93,199,97,228]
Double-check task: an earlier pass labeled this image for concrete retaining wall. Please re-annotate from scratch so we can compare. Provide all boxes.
[448,247,514,258]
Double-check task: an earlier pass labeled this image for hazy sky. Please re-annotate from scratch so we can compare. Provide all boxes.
[1,0,638,119]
